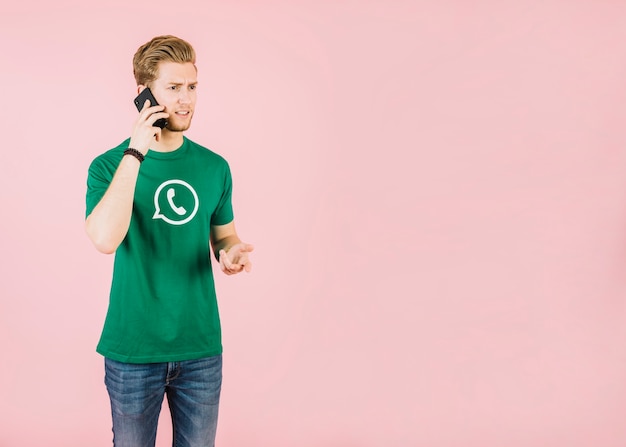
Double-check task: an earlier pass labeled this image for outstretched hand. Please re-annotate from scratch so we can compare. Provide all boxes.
[219,243,254,275]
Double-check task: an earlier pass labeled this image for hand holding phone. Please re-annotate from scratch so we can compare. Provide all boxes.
[133,88,168,129]
[128,88,169,154]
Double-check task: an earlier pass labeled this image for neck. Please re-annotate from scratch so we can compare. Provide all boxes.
[151,129,184,152]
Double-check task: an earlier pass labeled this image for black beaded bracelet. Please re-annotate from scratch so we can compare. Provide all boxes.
[123,148,145,163]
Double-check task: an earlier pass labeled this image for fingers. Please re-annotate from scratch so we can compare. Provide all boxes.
[129,103,169,153]
[234,254,252,273]
[138,100,166,121]
[237,244,253,272]
[219,249,239,275]
[145,110,169,127]
[219,249,251,275]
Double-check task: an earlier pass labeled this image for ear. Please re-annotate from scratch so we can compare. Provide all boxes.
[137,85,147,94]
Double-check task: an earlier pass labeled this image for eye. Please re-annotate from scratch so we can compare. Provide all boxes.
[189,85,197,91]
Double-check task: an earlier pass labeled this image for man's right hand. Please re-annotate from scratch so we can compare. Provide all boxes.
[129,99,169,154]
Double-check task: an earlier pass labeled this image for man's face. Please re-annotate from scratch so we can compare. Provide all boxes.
[145,61,198,132]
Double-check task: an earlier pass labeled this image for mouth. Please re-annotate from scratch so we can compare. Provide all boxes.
[175,111,191,117]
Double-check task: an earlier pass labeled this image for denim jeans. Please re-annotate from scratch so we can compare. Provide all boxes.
[104,355,222,447]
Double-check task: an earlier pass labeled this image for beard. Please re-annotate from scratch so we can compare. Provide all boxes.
[165,112,193,132]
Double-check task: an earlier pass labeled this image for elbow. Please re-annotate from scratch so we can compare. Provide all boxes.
[85,217,119,255]
[88,232,119,254]
[93,241,118,255]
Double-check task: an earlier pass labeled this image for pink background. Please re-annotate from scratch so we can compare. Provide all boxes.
[2,1,626,446]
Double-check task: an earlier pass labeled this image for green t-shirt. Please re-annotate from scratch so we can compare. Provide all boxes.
[86,137,234,363]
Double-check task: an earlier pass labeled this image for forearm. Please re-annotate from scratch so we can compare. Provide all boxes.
[86,156,141,254]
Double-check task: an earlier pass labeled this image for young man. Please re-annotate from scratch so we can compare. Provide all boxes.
[85,35,253,447]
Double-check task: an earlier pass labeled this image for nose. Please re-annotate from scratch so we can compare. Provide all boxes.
[178,88,192,104]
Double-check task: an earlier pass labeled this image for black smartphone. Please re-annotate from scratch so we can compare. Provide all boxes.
[133,88,168,129]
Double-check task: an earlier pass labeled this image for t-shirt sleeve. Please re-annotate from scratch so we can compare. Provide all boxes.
[85,157,113,219]
[210,162,234,226]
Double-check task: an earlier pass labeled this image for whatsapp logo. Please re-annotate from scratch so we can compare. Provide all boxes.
[153,179,199,225]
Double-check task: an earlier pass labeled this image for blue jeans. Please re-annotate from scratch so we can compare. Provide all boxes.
[104,355,222,447]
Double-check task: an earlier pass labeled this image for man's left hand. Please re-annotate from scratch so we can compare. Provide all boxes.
[219,243,254,275]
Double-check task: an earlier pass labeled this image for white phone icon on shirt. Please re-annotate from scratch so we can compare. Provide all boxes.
[167,188,187,216]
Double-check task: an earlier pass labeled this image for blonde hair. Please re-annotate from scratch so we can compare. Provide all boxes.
[133,35,196,86]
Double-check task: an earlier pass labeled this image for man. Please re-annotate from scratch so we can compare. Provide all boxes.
[85,35,253,447]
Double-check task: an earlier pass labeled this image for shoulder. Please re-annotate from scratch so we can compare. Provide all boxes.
[184,138,231,173]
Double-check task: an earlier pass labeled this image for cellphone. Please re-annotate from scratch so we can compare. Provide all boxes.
[133,88,168,129]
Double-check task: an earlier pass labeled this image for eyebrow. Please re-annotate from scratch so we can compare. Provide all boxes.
[166,81,198,86]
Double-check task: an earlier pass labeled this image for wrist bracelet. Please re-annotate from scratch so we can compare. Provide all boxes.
[123,148,145,163]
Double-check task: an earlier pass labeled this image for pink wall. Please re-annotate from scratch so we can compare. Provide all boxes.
[2,1,626,446]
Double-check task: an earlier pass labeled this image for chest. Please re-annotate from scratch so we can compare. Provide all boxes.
[132,160,225,228]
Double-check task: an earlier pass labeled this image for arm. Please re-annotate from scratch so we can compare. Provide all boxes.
[210,221,254,275]
[85,100,168,254]
[85,157,141,254]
